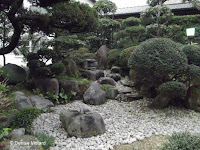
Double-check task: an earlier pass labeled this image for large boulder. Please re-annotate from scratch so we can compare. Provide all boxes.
[31,78,59,95]
[187,85,200,112]
[29,95,54,110]
[64,59,79,77]
[106,73,121,82]
[111,66,121,74]
[1,63,26,85]
[4,135,42,150]
[60,108,106,138]
[59,80,80,95]
[97,77,116,86]
[9,128,25,139]
[83,82,106,105]
[14,91,33,110]
[84,70,104,81]
[150,94,171,109]
[96,45,109,70]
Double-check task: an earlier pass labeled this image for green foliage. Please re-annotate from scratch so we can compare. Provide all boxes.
[128,38,188,97]
[182,45,200,66]
[11,107,45,133]
[35,133,55,150]
[158,81,187,99]
[186,64,200,81]
[0,128,12,141]
[108,49,123,67]
[101,84,114,91]
[160,132,200,150]
[49,62,65,76]
[93,0,117,16]
[123,17,141,26]
[120,46,136,68]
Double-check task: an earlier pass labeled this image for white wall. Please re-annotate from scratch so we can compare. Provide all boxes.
[78,0,94,7]
[0,53,26,67]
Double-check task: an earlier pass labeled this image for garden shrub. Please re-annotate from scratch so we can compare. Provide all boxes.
[108,49,123,67]
[128,38,188,98]
[123,17,141,26]
[11,107,44,133]
[182,45,200,66]
[49,61,65,76]
[159,132,200,150]
[35,133,55,150]
[158,81,187,99]
[120,46,136,68]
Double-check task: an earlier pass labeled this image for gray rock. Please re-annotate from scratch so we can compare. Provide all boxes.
[1,63,26,85]
[60,109,106,138]
[84,59,97,70]
[32,78,59,96]
[106,73,121,82]
[97,77,116,86]
[4,135,42,150]
[111,66,121,74]
[120,79,135,87]
[83,82,106,105]
[150,94,171,109]
[9,128,25,139]
[64,59,79,77]
[29,95,54,110]
[96,45,109,70]
[59,80,80,95]
[14,91,33,110]
[79,103,93,114]
[0,114,15,128]
[117,93,143,102]
[85,70,104,81]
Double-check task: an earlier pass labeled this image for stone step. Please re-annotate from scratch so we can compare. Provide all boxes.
[117,93,143,102]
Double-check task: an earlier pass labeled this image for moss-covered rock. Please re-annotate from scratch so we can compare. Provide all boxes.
[1,63,26,85]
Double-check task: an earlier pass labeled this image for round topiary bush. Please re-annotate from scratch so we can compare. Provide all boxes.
[108,49,122,67]
[49,62,65,76]
[158,81,187,99]
[182,45,200,66]
[128,38,188,97]
[120,46,136,68]
[11,107,44,133]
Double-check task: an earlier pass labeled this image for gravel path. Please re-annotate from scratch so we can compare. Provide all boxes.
[32,99,200,150]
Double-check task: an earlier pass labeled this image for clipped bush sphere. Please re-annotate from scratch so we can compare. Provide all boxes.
[158,81,187,99]
[50,62,65,76]
[128,38,188,97]
[35,67,51,77]
[120,46,136,68]
[182,45,200,66]
[108,49,122,67]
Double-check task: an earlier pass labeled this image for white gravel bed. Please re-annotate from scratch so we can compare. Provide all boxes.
[32,99,200,150]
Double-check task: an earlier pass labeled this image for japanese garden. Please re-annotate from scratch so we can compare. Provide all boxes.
[0,0,200,150]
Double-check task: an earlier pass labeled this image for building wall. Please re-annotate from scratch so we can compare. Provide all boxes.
[0,53,26,67]
[78,0,94,7]
[164,0,183,4]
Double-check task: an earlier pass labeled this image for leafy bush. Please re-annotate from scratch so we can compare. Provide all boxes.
[108,49,123,67]
[120,46,136,68]
[123,17,141,26]
[11,107,44,133]
[128,38,188,98]
[101,84,115,91]
[182,45,200,66]
[160,132,200,150]
[49,62,65,76]
[35,133,55,150]
[158,81,187,99]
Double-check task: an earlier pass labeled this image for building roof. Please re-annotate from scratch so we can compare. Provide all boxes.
[114,3,196,17]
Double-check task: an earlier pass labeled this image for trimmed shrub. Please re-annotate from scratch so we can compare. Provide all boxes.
[11,107,44,133]
[49,62,65,76]
[182,45,200,66]
[160,132,200,150]
[123,17,141,26]
[120,46,136,68]
[108,49,122,67]
[34,67,51,77]
[158,81,187,99]
[128,38,188,97]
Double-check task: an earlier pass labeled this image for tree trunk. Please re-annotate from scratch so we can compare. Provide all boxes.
[3,55,6,66]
